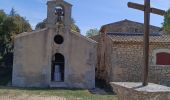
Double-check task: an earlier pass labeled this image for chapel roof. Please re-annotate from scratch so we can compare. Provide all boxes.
[107,32,161,36]
[104,19,161,29]
[101,19,161,34]
[107,33,170,43]
[95,19,170,43]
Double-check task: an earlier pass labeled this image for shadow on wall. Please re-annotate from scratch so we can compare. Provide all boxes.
[0,67,12,85]
[0,52,13,86]
[95,78,115,95]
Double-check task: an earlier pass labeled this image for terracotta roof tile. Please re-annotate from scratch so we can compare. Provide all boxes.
[107,32,170,43]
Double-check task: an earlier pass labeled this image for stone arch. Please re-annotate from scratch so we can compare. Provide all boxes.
[51,53,65,82]
[152,49,170,65]
[54,5,65,24]
[54,5,65,13]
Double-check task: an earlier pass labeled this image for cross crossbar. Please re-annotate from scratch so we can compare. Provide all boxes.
[128,2,166,16]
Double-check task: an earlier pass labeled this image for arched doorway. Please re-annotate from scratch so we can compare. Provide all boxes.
[51,53,65,82]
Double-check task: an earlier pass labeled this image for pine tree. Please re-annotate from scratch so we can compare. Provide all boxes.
[9,8,17,16]
[163,8,170,35]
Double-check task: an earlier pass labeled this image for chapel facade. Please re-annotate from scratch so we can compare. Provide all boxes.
[12,0,97,89]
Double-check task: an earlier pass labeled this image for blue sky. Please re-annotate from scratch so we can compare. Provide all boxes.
[0,0,169,35]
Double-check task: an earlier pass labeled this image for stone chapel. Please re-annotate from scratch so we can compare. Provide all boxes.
[12,0,97,89]
[92,19,170,87]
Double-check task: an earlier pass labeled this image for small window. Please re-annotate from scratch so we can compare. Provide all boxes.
[156,52,170,65]
[54,35,64,44]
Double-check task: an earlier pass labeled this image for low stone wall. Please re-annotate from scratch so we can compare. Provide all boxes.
[149,65,170,86]
[110,82,170,100]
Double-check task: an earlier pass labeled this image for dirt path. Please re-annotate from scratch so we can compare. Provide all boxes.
[0,94,66,100]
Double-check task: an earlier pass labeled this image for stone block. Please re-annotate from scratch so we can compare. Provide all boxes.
[110,82,170,100]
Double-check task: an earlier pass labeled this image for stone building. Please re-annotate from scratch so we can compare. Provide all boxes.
[12,0,97,89]
[92,19,170,86]
[12,0,170,89]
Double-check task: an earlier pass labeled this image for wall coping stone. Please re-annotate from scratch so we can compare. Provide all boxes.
[110,82,170,100]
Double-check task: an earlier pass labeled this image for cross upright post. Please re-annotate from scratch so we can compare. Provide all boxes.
[143,0,150,86]
[128,0,166,86]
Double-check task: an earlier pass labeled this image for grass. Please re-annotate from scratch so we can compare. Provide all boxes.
[0,86,117,100]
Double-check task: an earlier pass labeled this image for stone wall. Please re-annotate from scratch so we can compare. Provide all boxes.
[111,42,143,82]
[95,33,113,82]
[111,82,170,100]
[110,42,170,86]
[12,29,51,87]
[150,65,170,86]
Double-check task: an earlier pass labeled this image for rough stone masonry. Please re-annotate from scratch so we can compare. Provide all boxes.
[92,20,170,87]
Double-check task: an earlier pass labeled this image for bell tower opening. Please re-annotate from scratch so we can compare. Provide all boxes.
[55,6,64,25]
[51,53,65,82]
[47,0,72,29]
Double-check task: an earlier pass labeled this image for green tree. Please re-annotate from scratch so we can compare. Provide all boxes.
[0,8,32,67]
[86,28,99,37]
[0,10,7,60]
[35,19,47,30]
[9,8,17,16]
[35,18,80,33]
[71,18,80,33]
[163,8,170,34]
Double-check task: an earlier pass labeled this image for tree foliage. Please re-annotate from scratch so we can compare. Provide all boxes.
[10,8,17,16]
[35,18,80,33]
[0,8,32,67]
[35,19,47,30]
[86,28,99,37]
[163,8,170,35]
[70,18,80,33]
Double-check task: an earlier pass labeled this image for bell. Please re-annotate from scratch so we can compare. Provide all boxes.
[55,7,64,16]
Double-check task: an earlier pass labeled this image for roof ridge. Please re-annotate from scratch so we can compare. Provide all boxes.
[104,19,160,29]
[107,32,161,36]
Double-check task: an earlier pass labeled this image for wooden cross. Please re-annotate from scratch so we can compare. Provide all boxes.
[128,0,166,86]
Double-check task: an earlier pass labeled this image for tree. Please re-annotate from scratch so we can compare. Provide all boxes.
[0,8,32,67]
[35,19,47,30]
[0,10,7,59]
[86,28,99,37]
[71,18,80,33]
[35,18,80,33]
[163,8,170,34]
[9,8,17,16]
